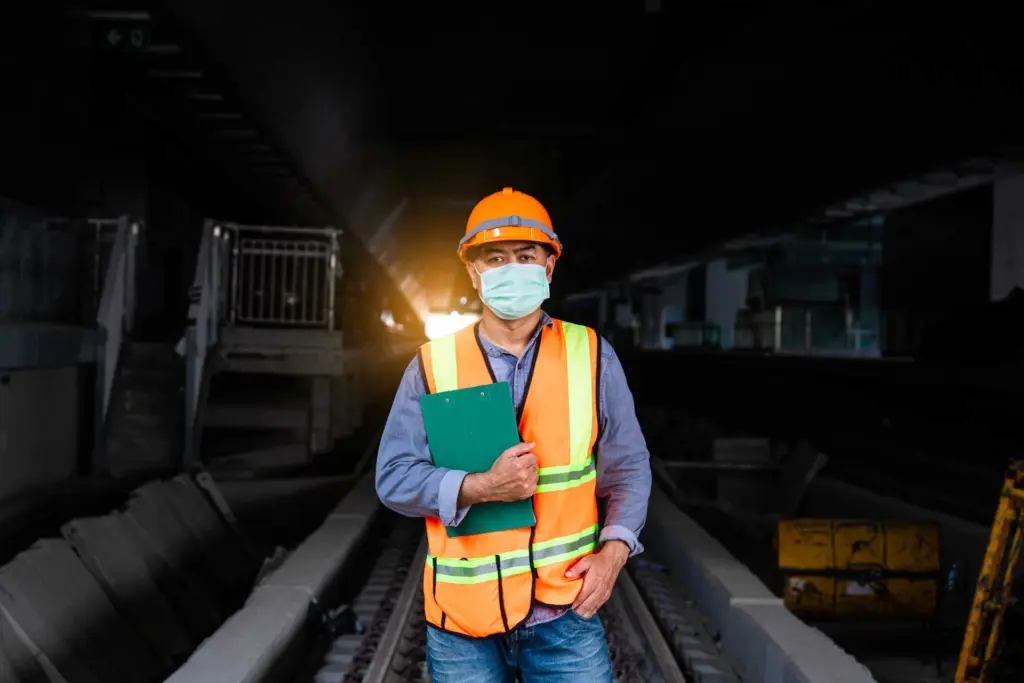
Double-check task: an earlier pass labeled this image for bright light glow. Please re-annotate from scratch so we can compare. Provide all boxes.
[425,310,480,340]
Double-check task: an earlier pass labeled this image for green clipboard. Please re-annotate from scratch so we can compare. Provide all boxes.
[420,381,536,538]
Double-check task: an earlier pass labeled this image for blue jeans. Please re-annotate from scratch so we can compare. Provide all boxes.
[425,610,613,683]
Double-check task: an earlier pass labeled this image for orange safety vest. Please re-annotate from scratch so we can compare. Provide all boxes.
[417,319,601,638]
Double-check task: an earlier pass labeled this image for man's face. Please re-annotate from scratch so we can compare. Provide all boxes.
[466,241,556,293]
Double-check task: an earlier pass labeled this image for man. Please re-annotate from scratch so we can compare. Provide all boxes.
[375,187,651,682]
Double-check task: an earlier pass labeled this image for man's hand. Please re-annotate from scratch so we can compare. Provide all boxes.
[458,442,538,505]
[566,541,630,618]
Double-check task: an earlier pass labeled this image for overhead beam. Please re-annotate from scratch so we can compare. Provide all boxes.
[213,129,259,139]
[197,112,243,121]
[148,69,203,79]
[146,44,182,55]
[492,123,602,137]
[811,158,995,221]
[74,10,152,21]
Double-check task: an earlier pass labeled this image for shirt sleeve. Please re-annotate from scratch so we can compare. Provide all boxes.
[375,357,472,526]
[594,338,652,557]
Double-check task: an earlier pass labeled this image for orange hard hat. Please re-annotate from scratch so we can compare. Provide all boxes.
[458,187,562,260]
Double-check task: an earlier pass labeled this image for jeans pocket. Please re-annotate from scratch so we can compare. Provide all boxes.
[568,608,600,626]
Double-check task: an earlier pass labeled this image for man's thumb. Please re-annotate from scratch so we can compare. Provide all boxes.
[565,556,592,578]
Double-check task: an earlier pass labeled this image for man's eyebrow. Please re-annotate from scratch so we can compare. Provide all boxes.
[514,245,538,254]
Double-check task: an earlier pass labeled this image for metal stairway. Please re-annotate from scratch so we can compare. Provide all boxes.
[182,220,361,477]
[101,341,183,477]
[201,372,313,475]
[78,216,189,479]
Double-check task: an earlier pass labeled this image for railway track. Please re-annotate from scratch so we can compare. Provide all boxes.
[2,450,877,683]
[311,522,739,683]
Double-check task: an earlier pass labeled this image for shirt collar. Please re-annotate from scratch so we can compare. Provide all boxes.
[478,310,553,358]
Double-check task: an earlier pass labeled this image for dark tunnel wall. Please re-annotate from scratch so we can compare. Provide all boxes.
[881,186,993,355]
[0,5,97,211]
[162,0,371,216]
[554,4,1020,292]
[0,9,261,218]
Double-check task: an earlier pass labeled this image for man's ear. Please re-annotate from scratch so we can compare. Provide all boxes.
[545,253,556,283]
[465,260,480,292]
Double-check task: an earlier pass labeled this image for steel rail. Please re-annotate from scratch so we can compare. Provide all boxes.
[359,540,426,683]
[617,570,689,683]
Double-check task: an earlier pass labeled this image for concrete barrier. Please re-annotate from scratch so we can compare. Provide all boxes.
[163,472,381,683]
[645,486,877,683]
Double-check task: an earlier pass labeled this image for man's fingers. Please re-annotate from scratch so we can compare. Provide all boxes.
[565,555,593,579]
[574,586,600,617]
[578,591,607,618]
[575,583,612,618]
[519,454,538,469]
[569,554,621,618]
[506,442,536,458]
[572,579,596,612]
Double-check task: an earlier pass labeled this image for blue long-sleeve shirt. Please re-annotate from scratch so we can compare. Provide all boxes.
[375,312,651,625]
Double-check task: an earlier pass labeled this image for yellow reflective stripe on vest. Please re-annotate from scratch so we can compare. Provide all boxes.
[428,524,599,585]
[536,455,597,493]
[427,334,458,393]
[561,321,594,467]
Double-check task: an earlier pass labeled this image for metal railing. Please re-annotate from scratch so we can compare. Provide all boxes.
[731,306,880,356]
[94,216,140,458]
[184,220,231,465]
[2,210,114,327]
[671,307,881,357]
[86,218,123,317]
[671,322,721,348]
[226,224,341,330]
[182,221,338,464]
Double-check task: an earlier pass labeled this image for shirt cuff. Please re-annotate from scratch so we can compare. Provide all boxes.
[600,525,643,558]
[438,470,472,527]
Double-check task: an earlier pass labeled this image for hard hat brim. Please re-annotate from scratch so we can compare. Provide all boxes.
[458,227,562,260]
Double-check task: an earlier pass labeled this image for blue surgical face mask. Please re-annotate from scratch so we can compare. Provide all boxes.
[475,263,550,321]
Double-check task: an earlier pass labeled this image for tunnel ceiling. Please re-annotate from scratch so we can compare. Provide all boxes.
[71,1,1024,317]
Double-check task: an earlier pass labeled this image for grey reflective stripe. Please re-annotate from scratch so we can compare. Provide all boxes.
[457,214,561,251]
[537,458,596,488]
[431,526,599,583]
[435,554,531,579]
[533,528,598,563]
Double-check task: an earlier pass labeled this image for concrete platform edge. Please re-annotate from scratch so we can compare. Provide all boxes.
[645,486,878,683]
[161,471,381,683]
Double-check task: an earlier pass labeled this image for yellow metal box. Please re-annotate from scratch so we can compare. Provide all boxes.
[777,519,940,620]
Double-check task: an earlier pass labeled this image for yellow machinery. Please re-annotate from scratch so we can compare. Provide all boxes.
[955,462,1024,683]
[776,519,940,619]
